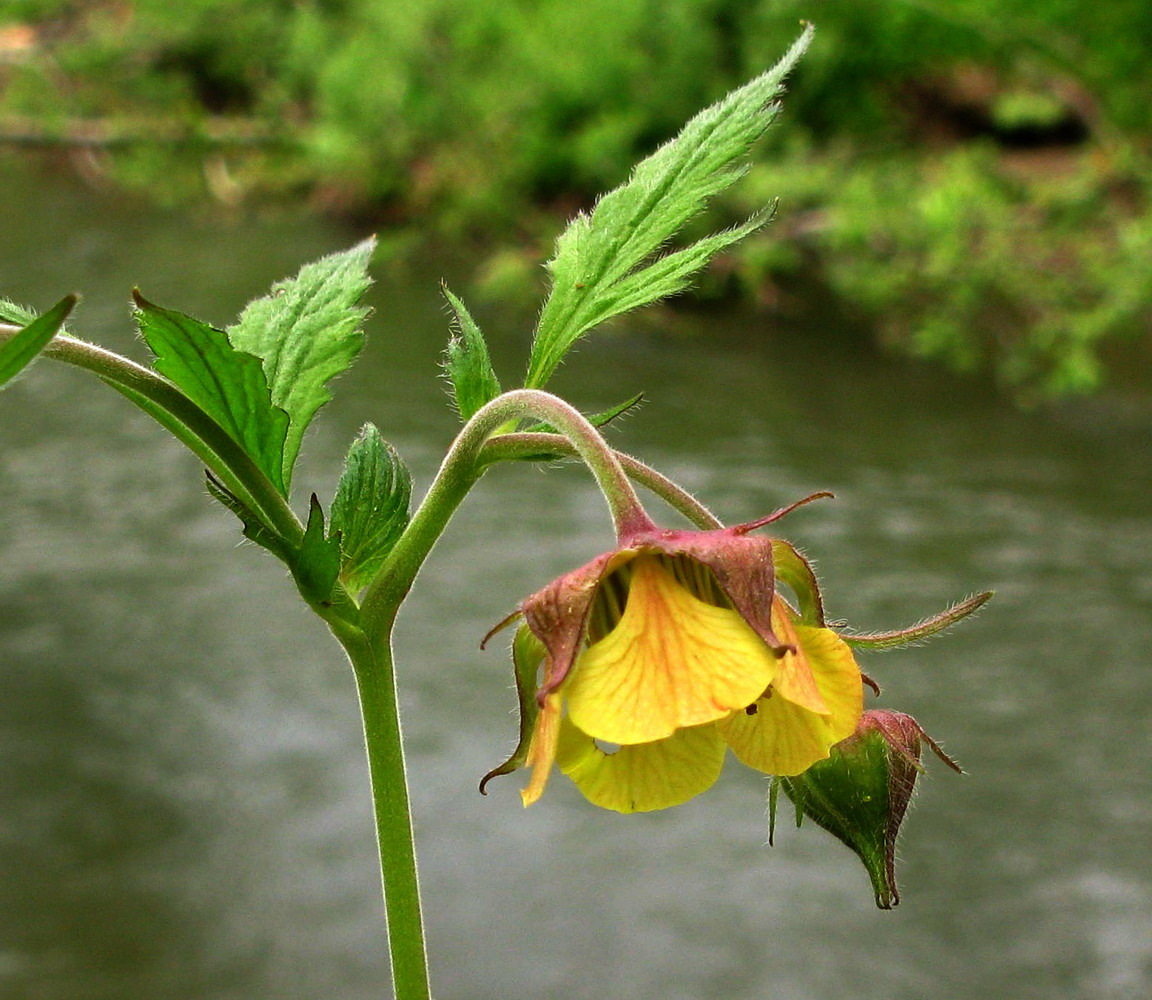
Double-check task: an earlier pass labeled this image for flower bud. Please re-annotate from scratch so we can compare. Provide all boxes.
[770,709,961,909]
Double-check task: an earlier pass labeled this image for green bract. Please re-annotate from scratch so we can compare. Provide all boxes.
[330,424,413,593]
[441,284,502,420]
[771,709,963,909]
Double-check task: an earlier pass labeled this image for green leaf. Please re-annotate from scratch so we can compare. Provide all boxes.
[0,297,38,326]
[526,25,812,389]
[134,291,290,495]
[578,211,772,329]
[329,423,412,593]
[441,284,501,420]
[227,238,374,486]
[294,493,343,606]
[0,295,77,390]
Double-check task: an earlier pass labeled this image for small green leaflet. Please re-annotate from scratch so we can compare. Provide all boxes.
[525,392,643,434]
[206,472,344,608]
[295,494,343,605]
[0,295,76,390]
[0,297,38,326]
[441,284,501,420]
[227,239,374,488]
[329,423,412,593]
[526,25,812,389]
[134,291,290,496]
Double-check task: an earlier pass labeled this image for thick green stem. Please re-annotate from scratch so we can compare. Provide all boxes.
[338,389,656,997]
[340,629,431,1000]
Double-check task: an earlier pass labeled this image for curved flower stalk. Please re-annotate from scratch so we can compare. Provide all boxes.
[482,491,989,815]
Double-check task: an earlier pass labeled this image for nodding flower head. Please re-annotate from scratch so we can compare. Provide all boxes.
[482,494,880,812]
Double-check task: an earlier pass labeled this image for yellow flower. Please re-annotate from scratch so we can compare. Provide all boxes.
[482,498,869,813]
[482,494,990,814]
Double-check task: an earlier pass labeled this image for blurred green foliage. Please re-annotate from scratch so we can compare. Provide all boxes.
[1,0,1149,399]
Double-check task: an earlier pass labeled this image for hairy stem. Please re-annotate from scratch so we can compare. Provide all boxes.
[479,431,724,530]
[340,629,431,1000]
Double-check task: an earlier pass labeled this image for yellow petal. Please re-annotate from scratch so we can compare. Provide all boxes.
[564,556,778,745]
[556,717,726,813]
[769,595,828,714]
[520,694,562,807]
[718,624,863,776]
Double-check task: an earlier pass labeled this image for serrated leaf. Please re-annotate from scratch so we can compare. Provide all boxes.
[583,211,772,326]
[227,239,374,487]
[135,291,290,495]
[441,284,501,420]
[526,26,812,389]
[0,295,76,389]
[329,423,412,592]
[294,493,343,605]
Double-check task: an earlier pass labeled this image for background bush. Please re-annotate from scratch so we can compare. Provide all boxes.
[2,0,1149,399]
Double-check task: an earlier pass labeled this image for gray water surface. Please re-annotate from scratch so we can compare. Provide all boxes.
[2,159,1150,1000]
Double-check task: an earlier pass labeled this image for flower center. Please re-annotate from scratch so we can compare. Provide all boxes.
[586,553,733,643]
